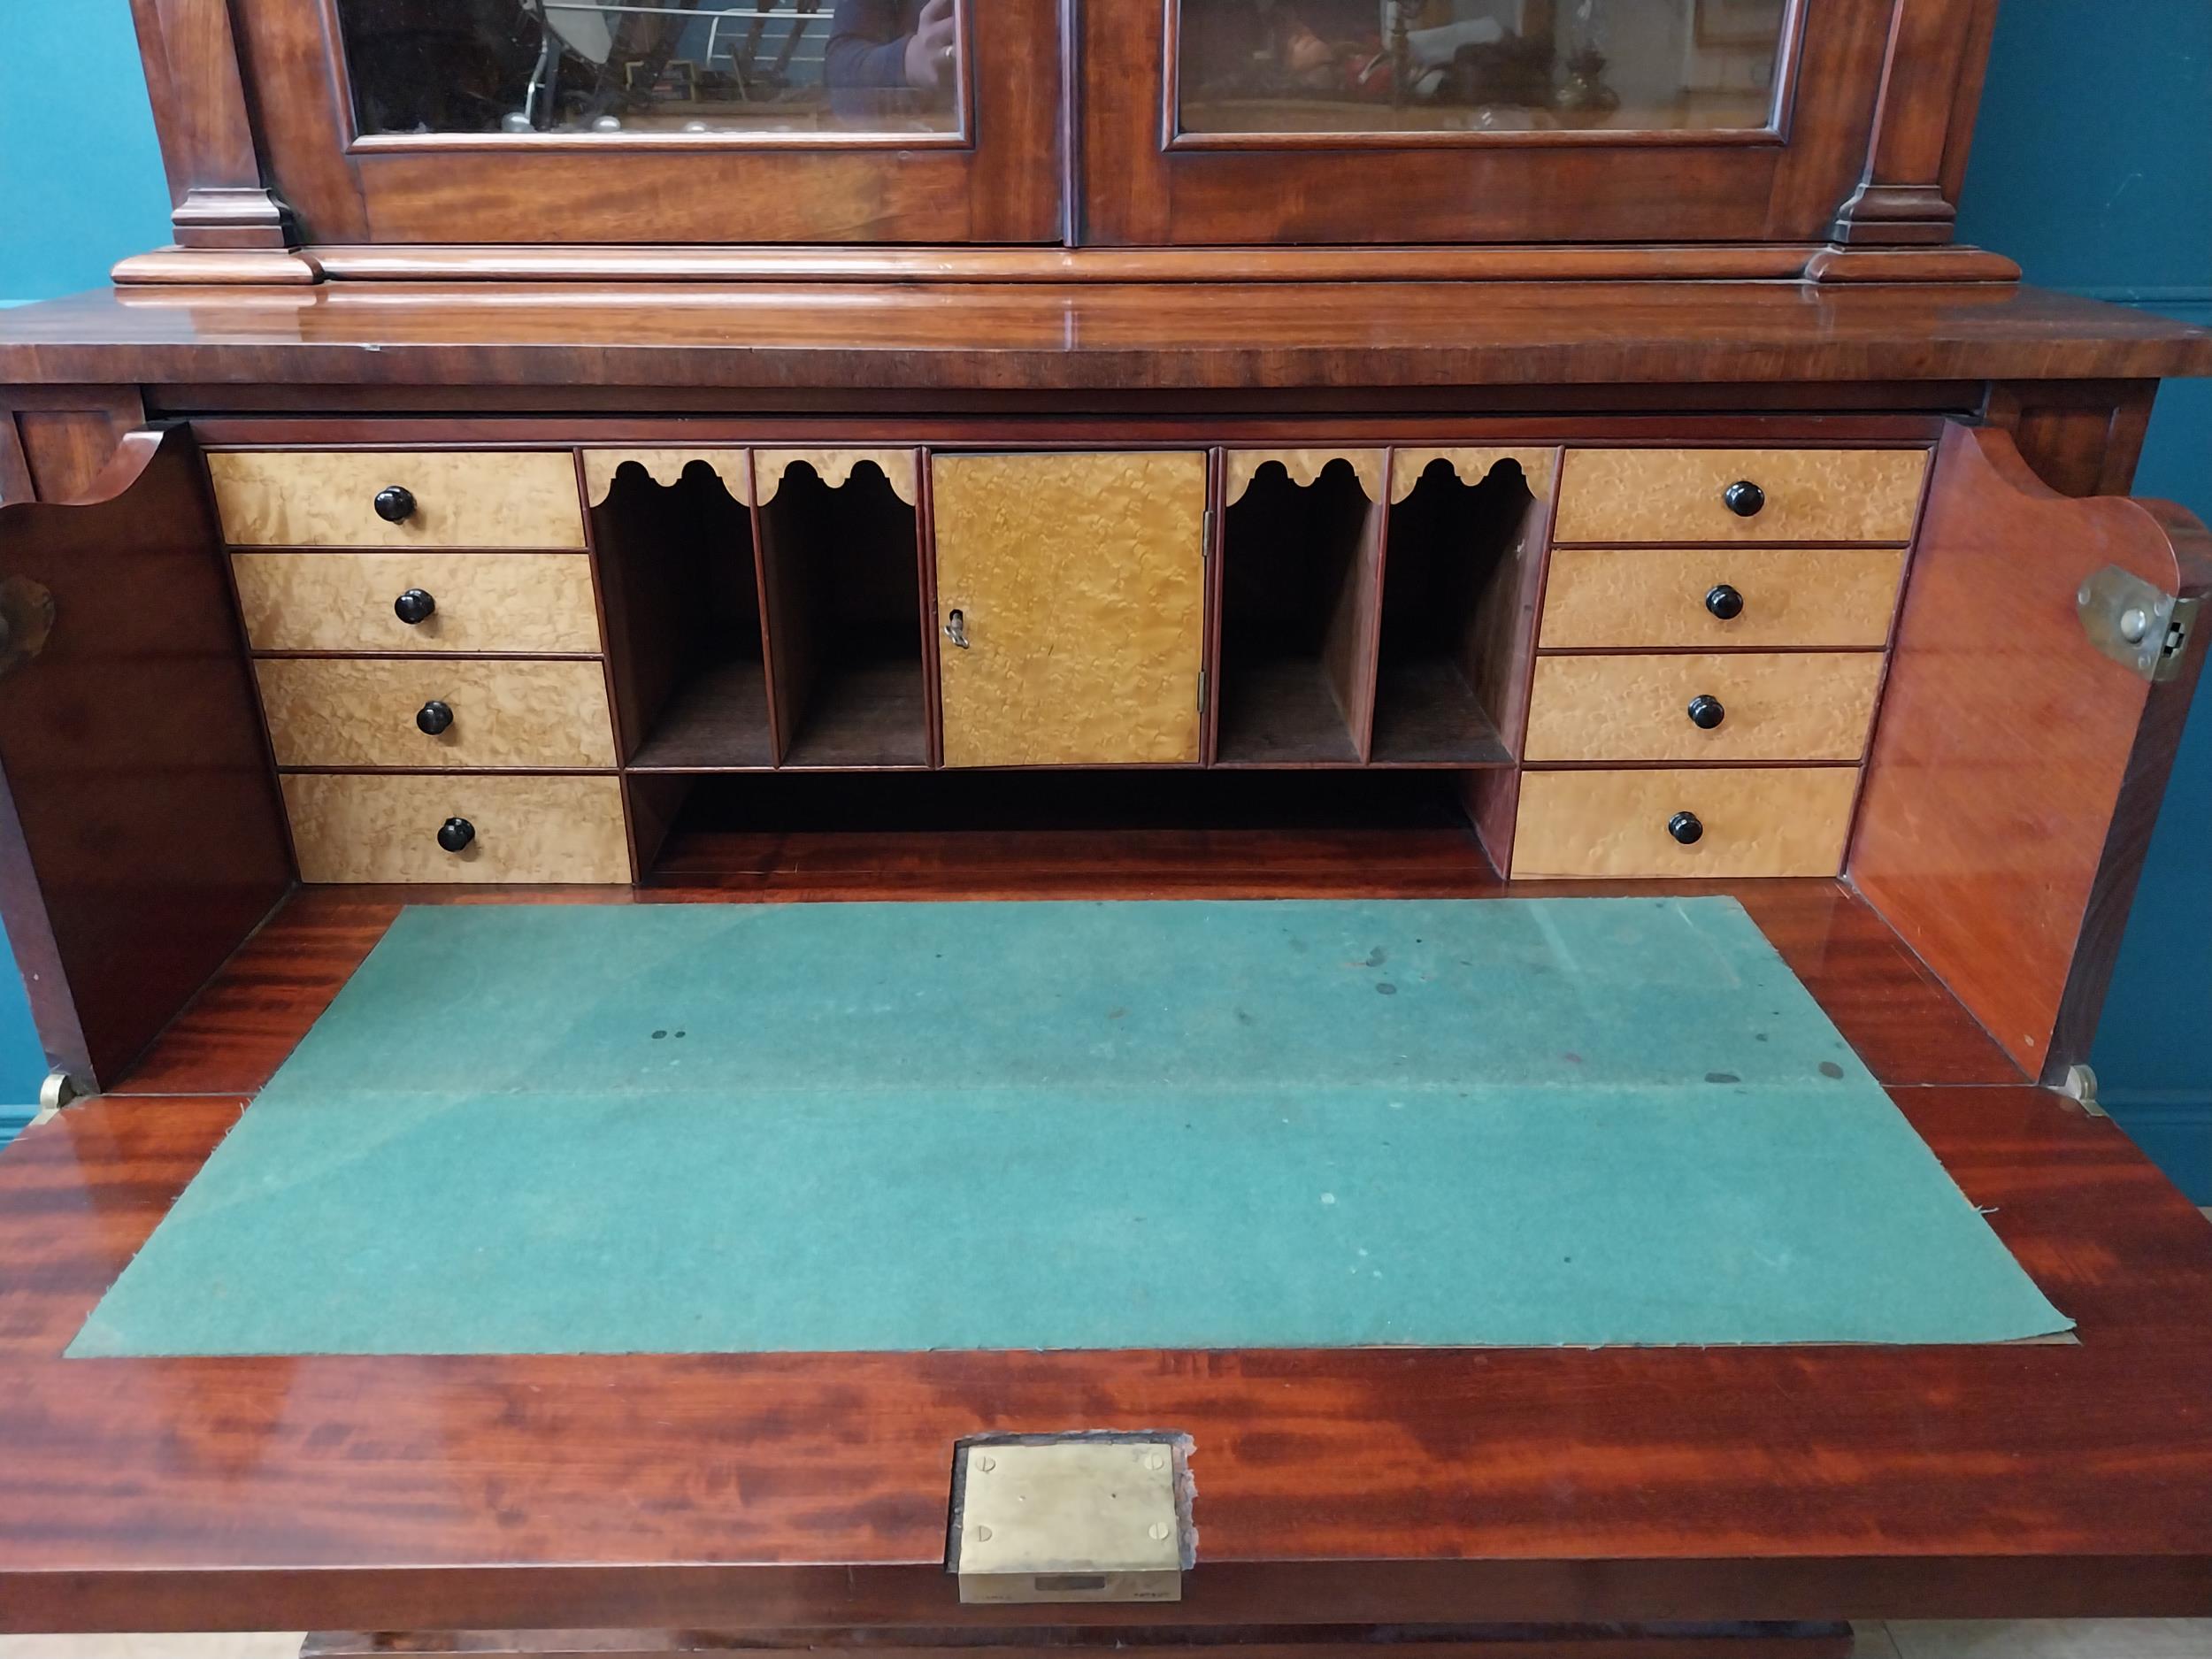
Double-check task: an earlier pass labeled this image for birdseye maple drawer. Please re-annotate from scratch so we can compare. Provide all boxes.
[1539,546,1908,649]
[280,773,630,885]
[231,552,603,654]
[1512,767,1860,880]
[1523,653,1886,764]
[208,449,586,549]
[256,658,618,770]
[1553,449,1931,544]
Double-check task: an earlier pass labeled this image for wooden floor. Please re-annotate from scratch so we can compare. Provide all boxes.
[4,826,2212,1635]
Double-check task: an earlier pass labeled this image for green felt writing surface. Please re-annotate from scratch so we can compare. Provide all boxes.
[71,898,2069,1356]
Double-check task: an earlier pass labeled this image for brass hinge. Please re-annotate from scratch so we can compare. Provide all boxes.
[949,1435,1190,1605]
[2077,565,2200,683]
[1197,667,1209,714]
[1201,507,1214,565]
[2058,1063,2108,1118]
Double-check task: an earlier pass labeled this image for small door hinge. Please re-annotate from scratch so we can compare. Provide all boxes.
[950,1435,1189,1605]
[1197,667,1209,713]
[2077,565,2200,683]
[1201,507,1214,564]
[2057,1062,2107,1118]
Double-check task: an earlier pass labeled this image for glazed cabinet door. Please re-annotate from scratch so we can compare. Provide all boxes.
[0,427,290,1093]
[1080,0,1898,245]
[234,0,1061,243]
[933,452,1210,768]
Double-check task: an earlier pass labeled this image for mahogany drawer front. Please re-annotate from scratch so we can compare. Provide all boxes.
[257,658,617,770]
[209,450,586,549]
[1523,653,1886,764]
[232,552,603,654]
[1554,449,1931,544]
[1539,546,1908,649]
[281,773,630,885]
[1512,767,1860,879]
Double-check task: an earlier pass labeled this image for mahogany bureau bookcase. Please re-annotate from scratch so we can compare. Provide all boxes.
[4,1,2212,1654]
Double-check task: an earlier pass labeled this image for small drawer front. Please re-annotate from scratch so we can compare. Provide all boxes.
[1512,767,1859,879]
[281,773,629,884]
[1555,449,1930,544]
[209,450,586,549]
[257,658,617,770]
[1523,653,1885,764]
[233,552,602,654]
[1540,547,1907,649]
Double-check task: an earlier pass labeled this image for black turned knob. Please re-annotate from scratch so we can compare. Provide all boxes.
[416,699,455,736]
[1668,811,1705,847]
[1723,480,1766,518]
[373,485,417,525]
[394,588,436,625]
[1686,695,1726,731]
[437,817,475,854]
[1705,583,1745,621]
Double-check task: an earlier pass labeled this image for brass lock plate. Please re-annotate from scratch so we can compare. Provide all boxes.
[950,1436,1188,1605]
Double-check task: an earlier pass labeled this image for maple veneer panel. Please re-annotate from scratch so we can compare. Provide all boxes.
[232,553,602,653]
[1513,767,1860,879]
[209,450,585,548]
[281,773,628,885]
[582,449,750,506]
[1540,546,1908,649]
[1525,653,1886,764]
[1225,449,1385,504]
[1389,447,1560,503]
[256,658,617,770]
[1555,449,1931,543]
[933,451,1207,768]
[756,449,919,504]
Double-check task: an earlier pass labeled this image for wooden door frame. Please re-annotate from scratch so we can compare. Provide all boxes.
[217,0,1063,245]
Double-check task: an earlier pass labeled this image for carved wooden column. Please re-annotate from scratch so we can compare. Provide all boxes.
[1831,0,2001,245]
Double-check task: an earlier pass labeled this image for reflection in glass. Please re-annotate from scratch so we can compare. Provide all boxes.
[1177,1,1790,135]
[335,0,964,137]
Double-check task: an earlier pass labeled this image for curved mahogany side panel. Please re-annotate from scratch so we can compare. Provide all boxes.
[1850,420,2212,1080]
[0,425,292,1087]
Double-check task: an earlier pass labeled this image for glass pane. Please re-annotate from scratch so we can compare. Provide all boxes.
[1177,1,1789,136]
[335,0,965,137]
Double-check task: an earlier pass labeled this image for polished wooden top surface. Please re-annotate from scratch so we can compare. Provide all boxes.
[1,281,2207,392]
[4,862,2212,1634]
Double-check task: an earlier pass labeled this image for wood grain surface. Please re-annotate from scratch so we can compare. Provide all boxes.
[583,450,752,507]
[232,553,603,654]
[1225,451,1385,506]
[1538,547,1907,649]
[1554,449,1932,544]
[1512,768,1860,879]
[1388,449,1559,505]
[209,450,586,549]
[255,657,618,770]
[280,773,629,884]
[10,1044,2212,1633]
[934,452,1208,767]
[2,285,2204,394]
[757,449,920,507]
[1522,655,1886,764]
[1851,424,2212,1079]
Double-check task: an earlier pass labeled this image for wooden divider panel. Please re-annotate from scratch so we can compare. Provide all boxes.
[1852,423,2212,1081]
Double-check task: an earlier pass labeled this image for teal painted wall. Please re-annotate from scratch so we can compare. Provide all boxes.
[0,3,2207,1185]
[0,3,171,1137]
[1956,0,2212,1199]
